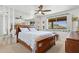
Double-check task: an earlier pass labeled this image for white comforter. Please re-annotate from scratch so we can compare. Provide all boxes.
[18,31,55,52]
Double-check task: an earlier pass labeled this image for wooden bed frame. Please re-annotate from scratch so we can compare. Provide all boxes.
[15,25,56,53]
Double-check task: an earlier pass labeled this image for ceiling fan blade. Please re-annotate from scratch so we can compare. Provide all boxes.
[41,12,45,15]
[35,10,39,11]
[39,5,43,10]
[34,11,39,15]
[34,12,38,15]
[42,10,51,12]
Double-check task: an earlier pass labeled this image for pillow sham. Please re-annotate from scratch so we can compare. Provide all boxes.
[20,28,29,32]
[29,28,37,31]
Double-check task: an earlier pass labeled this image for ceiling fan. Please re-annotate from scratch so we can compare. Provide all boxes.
[34,5,51,15]
[0,11,8,14]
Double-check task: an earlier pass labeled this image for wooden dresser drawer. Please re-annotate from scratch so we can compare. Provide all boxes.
[65,39,79,53]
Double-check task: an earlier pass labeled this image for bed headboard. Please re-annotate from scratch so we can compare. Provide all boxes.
[15,24,31,39]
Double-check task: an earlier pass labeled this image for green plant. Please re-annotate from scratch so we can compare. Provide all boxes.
[72,16,78,21]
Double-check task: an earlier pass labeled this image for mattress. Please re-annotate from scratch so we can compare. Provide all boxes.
[18,31,55,52]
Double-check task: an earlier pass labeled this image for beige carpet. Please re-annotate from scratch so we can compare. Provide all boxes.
[0,39,65,53]
[46,40,65,53]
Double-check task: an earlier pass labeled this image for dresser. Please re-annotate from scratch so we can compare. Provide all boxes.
[65,31,79,53]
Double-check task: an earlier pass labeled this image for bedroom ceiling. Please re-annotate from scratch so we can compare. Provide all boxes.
[6,5,79,19]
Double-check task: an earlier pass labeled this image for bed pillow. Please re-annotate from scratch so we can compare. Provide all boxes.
[29,28,37,31]
[20,28,29,32]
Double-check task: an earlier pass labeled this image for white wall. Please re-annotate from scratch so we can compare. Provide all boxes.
[0,14,3,34]
[0,6,8,35]
[34,14,48,30]
[0,6,15,35]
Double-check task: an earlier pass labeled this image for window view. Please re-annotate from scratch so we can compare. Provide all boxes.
[48,16,67,29]
[53,21,67,29]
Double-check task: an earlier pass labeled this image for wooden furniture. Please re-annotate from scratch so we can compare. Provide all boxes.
[15,25,56,53]
[17,36,55,53]
[65,31,79,53]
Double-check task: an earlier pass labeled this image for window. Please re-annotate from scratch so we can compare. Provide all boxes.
[53,21,67,29]
[48,16,67,29]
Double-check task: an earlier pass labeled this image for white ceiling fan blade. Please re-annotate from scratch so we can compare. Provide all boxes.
[38,5,43,10]
[35,10,39,11]
[41,12,45,15]
[42,10,51,12]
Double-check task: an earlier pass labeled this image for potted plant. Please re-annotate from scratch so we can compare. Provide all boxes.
[72,16,78,31]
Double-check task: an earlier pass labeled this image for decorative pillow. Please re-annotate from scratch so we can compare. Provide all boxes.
[20,28,29,32]
[29,28,37,31]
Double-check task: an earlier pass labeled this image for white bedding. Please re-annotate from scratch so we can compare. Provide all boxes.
[18,31,55,52]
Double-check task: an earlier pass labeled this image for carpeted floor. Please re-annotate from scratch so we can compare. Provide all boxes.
[0,39,65,53]
[46,40,65,53]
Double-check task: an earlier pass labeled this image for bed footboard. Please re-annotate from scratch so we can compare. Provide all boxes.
[36,36,55,53]
[17,36,55,53]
